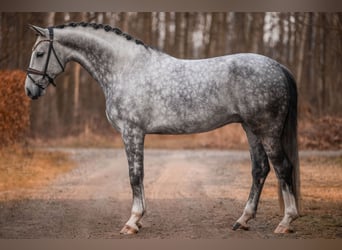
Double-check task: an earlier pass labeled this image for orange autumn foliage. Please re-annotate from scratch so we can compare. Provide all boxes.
[0,70,30,147]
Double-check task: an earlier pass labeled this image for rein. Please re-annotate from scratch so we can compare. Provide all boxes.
[26,27,64,90]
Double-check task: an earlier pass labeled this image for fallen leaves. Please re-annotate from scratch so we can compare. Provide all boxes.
[0,70,30,147]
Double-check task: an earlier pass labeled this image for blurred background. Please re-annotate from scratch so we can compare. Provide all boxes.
[0,12,341,238]
[0,12,341,149]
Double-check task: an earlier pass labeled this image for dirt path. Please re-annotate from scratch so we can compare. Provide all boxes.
[0,149,341,239]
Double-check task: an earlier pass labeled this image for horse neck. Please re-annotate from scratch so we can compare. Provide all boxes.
[55,28,148,90]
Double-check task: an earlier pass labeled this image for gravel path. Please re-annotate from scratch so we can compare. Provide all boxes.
[0,148,341,238]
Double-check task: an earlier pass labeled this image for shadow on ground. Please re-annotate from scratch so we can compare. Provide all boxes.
[0,197,340,239]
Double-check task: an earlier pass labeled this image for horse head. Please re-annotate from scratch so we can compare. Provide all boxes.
[25,25,65,99]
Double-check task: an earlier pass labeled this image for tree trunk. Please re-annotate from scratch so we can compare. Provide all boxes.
[250,13,265,54]
[163,12,173,54]
[174,12,185,58]
[296,13,309,91]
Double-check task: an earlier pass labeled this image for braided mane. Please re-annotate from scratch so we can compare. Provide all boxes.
[52,22,148,49]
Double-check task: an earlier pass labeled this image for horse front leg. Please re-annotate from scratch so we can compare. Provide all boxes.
[120,125,146,234]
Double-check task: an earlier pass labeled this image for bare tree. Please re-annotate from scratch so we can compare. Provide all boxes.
[3,12,341,140]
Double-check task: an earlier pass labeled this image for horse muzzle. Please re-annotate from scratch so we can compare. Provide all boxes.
[25,77,46,100]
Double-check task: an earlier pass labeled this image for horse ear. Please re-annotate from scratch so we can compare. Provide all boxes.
[29,24,47,37]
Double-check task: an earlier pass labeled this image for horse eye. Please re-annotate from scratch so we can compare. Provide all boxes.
[36,51,45,57]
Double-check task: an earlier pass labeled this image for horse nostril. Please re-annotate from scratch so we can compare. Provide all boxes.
[26,88,32,97]
[26,88,38,99]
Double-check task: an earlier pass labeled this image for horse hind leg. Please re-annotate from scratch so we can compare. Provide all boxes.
[262,136,299,233]
[233,125,270,231]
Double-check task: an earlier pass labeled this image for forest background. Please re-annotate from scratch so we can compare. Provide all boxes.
[0,12,341,149]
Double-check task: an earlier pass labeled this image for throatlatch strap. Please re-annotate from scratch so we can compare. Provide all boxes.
[42,29,54,79]
[48,27,64,72]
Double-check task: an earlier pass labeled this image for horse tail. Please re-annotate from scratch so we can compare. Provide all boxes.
[279,65,301,214]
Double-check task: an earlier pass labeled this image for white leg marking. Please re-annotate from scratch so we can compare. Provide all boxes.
[279,186,298,226]
[234,201,255,230]
[121,188,145,234]
[125,213,142,230]
[275,185,299,233]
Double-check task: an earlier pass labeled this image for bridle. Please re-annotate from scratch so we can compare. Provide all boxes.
[26,27,64,90]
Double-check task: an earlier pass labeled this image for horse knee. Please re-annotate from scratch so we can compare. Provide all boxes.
[128,164,144,185]
[129,174,142,186]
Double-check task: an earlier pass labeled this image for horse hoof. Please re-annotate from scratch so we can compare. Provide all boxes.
[274,224,294,234]
[120,224,139,235]
[232,222,249,231]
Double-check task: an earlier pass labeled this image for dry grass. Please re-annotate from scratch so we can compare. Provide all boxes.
[300,155,342,203]
[299,116,342,150]
[0,145,74,198]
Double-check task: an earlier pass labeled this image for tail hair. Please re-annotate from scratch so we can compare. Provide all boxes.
[279,65,301,213]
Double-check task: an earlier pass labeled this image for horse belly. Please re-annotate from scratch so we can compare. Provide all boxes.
[146,95,241,134]
[147,115,239,135]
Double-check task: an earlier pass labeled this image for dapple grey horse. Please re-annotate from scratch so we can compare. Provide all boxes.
[25,22,300,235]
